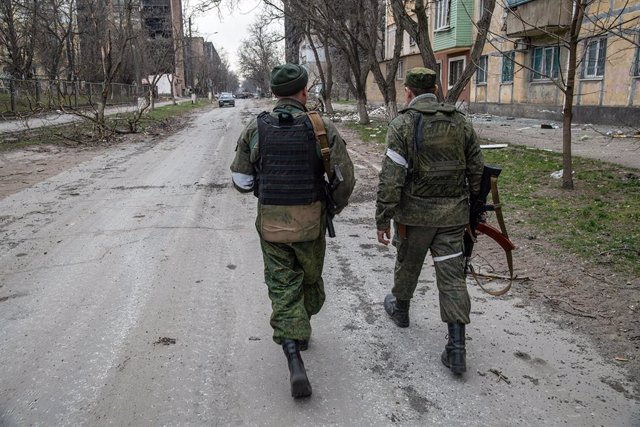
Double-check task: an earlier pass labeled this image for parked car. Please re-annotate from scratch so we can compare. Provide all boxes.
[218,93,235,107]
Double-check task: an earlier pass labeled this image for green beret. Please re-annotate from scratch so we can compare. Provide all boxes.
[270,64,308,96]
[405,67,437,89]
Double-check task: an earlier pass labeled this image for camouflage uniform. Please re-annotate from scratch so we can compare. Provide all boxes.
[376,93,484,325]
[231,98,355,344]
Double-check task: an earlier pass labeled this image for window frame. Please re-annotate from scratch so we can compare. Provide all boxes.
[501,51,515,83]
[448,55,466,89]
[396,59,404,81]
[532,45,560,80]
[582,37,607,79]
[435,0,451,31]
[476,55,488,84]
[633,35,640,77]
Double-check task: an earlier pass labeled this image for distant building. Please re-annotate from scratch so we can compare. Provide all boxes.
[140,0,186,96]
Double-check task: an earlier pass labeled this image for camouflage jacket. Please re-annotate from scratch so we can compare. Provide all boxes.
[230,98,355,215]
[375,94,484,230]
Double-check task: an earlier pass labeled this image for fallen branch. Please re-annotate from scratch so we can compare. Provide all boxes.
[543,295,598,319]
[489,368,511,384]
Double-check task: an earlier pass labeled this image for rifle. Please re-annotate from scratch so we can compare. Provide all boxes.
[464,165,515,296]
[324,164,344,238]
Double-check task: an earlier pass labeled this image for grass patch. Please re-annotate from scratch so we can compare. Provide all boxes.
[345,120,640,277]
[0,100,211,151]
[344,120,388,146]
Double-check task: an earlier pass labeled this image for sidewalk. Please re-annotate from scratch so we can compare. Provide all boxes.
[469,114,640,170]
[0,98,191,135]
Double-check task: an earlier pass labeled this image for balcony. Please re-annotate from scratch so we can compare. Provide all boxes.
[504,0,573,38]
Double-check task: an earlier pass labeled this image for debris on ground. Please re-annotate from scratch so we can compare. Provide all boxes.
[489,368,511,384]
[480,144,509,149]
[154,337,176,345]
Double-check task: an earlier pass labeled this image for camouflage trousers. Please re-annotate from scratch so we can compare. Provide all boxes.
[391,223,470,324]
[259,231,327,345]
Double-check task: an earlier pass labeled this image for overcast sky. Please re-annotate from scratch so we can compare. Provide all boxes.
[192,0,265,75]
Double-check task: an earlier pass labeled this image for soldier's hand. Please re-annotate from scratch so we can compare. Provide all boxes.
[377,228,391,245]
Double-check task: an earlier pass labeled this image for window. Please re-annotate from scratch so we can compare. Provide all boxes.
[435,62,442,83]
[476,55,488,84]
[583,37,607,78]
[634,36,640,77]
[396,60,404,80]
[501,51,515,83]
[449,57,465,88]
[532,46,560,80]
[435,0,450,30]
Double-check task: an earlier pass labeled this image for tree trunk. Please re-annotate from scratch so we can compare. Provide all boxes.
[561,0,586,190]
[283,1,302,63]
[357,97,369,124]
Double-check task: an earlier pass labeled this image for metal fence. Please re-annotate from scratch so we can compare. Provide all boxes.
[0,78,142,116]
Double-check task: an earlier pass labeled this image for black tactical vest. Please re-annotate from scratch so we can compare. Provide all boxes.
[255,111,324,205]
[404,105,467,198]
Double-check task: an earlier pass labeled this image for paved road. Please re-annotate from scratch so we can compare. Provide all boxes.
[1,100,638,425]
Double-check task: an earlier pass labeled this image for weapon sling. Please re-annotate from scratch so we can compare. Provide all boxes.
[306,111,332,180]
[468,173,515,296]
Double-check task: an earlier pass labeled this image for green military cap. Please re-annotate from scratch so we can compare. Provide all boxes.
[404,67,437,89]
[270,63,308,96]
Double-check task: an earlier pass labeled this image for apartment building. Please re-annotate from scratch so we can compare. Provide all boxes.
[368,0,477,106]
[372,0,640,124]
[472,0,640,124]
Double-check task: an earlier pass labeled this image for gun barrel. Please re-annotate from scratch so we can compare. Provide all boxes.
[326,215,336,238]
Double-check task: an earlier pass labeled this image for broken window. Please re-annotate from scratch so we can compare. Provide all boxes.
[501,51,515,83]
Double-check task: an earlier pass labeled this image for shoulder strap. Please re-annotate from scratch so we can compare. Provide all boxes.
[306,111,332,180]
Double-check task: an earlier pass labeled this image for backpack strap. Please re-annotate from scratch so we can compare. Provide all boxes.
[306,111,333,180]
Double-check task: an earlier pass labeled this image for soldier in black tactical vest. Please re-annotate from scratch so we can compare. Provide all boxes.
[375,67,484,375]
[230,64,355,397]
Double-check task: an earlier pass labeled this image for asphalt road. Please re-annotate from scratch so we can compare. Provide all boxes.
[1,100,638,426]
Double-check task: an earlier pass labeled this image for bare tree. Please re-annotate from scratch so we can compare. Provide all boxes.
[363,0,404,118]
[305,24,336,113]
[36,0,76,80]
[281,0,373,123]
[390,0,497,103]
[282,0,303,63]
[488,0,639,189]
[0,0,39,78]
[237,13,282,94]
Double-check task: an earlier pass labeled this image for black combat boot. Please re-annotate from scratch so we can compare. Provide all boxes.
[384,294,410,328]
[282,339,312,398]
[440,323,466,375]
